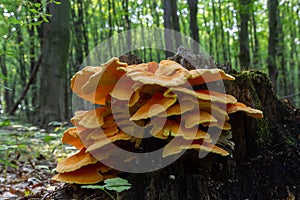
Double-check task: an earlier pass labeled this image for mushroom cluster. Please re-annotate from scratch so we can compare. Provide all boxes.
[52,58,263,184]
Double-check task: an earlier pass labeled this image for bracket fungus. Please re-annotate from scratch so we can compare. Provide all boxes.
[53,57,263,184]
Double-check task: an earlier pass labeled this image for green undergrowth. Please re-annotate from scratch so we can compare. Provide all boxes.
[0,116,73,180]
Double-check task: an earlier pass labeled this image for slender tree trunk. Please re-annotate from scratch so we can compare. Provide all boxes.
[171,0,181,47]
[71,0,84,67]
[28,25,38,110]
[79,0,90,64]
[238,0,251,69]
[225,5,232,63]
[287,2,296,97]
[202,5,213,57]
[188,0,199,53]
[163,0,174,58]
[38,0,70,126]
[212,1,220,62]
[122,0,131,53]
[277,4,286,97]
[0,50,12,112]
[251,11,261,68]
[218,0,227,62]
[267,0,279,91]
[108,0,113,57]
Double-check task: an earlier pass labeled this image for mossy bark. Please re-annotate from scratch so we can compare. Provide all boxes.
[45,70,299,200]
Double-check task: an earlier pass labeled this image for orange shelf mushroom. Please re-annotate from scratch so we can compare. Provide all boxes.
[53,58,263,184]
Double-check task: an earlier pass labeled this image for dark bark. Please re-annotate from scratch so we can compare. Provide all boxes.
[163,0,180,58]
[202,5,213,57]
[225,6,232,62]
[287,2,296,97]
[163,0,174,58]
[212,1,220,62]
[218,0,227,62]
[170,0,181,47]
[108,0,113,57]
[38,0,70,126]
[251,11,261,68]
[0,49,12,112]
[267,0,279,91]
[238,0,251,69]
[188,0,200,53]
[122,0,131,53]
[28,24,38,109]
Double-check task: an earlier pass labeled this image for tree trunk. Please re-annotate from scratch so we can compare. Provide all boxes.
[0,49,12,112]
[212,1,220,62]
[38,0,70,126]
[238,0,251,69]
[170,0,181,48]
[218,0,227,62]
[267,0,279,91]
[122,0,131,53]
[251,11,261,68]
[28,24,38,111]
[202,5,213,57]
[188,0,199,53]
[163,0,174,58]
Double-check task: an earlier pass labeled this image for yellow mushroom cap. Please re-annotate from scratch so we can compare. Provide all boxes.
[163,138,229,157]
[182,111,218,128]
[52,162,112,184]
[227,102,263,118]
[118,60,190,87]
[62,127,84,149]
[86,131,131,152]
[165,88,237,104]
[72,107,111,129]
[188,68,235,85]
[71,58,128,105]
[56,148,98,173]
[130,92,177,121]
[150,118,212,141]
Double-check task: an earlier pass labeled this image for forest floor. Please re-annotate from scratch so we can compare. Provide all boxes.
[0,118,72,199]
[0,103,299,200]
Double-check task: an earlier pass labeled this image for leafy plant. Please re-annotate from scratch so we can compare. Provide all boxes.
[82,177,132,200]
[0,119,11,127]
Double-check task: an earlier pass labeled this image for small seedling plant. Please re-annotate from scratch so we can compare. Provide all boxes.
[82,177,132,200]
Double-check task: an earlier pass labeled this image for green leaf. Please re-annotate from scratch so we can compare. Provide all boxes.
[81,185,105,190]
[28,21,43,26]
[8,17,21,25]
[53,1,62,5]
[34,3,41,8]
[0,120,11,127]
[104,178,132,193]
[29,9,39,14]
[0,158,17,168]
[0,72,6,80]
[41,15,49,23]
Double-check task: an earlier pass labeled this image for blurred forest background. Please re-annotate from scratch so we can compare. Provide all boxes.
[0,0,299,127]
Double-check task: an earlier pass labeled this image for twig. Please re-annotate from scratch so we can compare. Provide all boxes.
[279,92,300,100]
[8,54,42,115]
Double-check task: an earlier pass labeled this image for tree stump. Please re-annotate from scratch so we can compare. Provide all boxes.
[44,70,300,200]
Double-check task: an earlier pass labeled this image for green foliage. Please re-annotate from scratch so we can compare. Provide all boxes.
[82,177,132,200]
[103,177,132,193]
[0,72,6,81]
[0,117,68,180]
[0,119,11,127]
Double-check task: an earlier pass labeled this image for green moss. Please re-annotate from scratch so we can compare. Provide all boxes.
[255,118,271,147]
[229,70,273,149]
